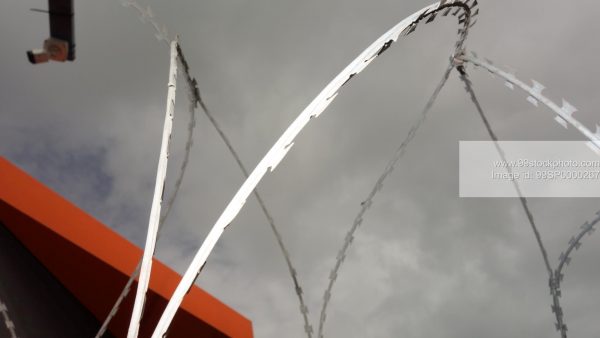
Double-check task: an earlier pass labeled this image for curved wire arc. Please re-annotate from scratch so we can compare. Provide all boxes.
[460,53,600,155]
[551,210,599,336]
[316,4,477,336]
[98,2,310,336]
[457,67,564,336]
[150,1,479,336]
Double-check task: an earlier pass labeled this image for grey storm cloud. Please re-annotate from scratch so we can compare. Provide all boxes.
[1,1,599,338]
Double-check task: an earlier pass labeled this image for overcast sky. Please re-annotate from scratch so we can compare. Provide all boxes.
[1,0,599,337]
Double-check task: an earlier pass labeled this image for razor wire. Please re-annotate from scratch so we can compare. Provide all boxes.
[0,300,18,338]
[121,0,170,47]
[459,52,600,155]
[551,209,599,336]
[317,62,454,338]
[456,66,566,337]
[98,2,312,337]
[127,39,179,338]
[150,1,480,336]
[316,3,477,335]
[93,45,197,338]
[190,80,315,337]
[458,52,600,337]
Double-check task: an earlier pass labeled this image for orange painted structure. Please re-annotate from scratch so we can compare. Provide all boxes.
[0,157,253,338]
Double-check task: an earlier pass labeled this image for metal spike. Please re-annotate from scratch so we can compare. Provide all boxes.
[470,19,478,28]
[471,51,478,58]
[458,12,467,20]
[402,24,417,36]
[526,80,544,106]
[442,8,453,16]
[452,7,462,16]
[560,99,577,118]
[426,13,437,23]
[472,8,479,17]
[531,80,545,95]
[484,58,494,65]
[568,236,576,245]
[504,81,514,90]
[580,221,590,230]
[575,242,582,250]
[470,0,478,8]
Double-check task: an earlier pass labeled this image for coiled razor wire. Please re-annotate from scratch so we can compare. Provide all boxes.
[318,63,454,338]
[0,300,18,338]
[97,2,310,337]
[150,1,480,336]
[456,65,563,336]
[459,52,600,155]
[94,44,197,338]
[551,209,599,336]
[458,52,600,337]
[316,2,478,335]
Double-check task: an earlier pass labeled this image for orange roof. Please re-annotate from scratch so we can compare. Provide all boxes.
[0,157,253,338]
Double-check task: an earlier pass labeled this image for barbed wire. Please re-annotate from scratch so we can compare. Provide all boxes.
[0,300,18,338]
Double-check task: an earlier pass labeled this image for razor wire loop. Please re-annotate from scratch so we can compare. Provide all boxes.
[0,300,18,338]
[456,66,565,337]
[127,38,180,338]
[459,55,600,337]
[318,63,454,338]
[182,54,316,338]
[94,44,198,338]
[459,52,600,155]
[98,2,311,337]
[177,40,316,337]
[459,52,600,337]
[317,2,477,336]
[149,1,480,337]
[121,0,170,46]
[550,210,599,336]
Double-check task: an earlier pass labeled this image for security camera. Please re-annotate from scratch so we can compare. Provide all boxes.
[27,38,69,64]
